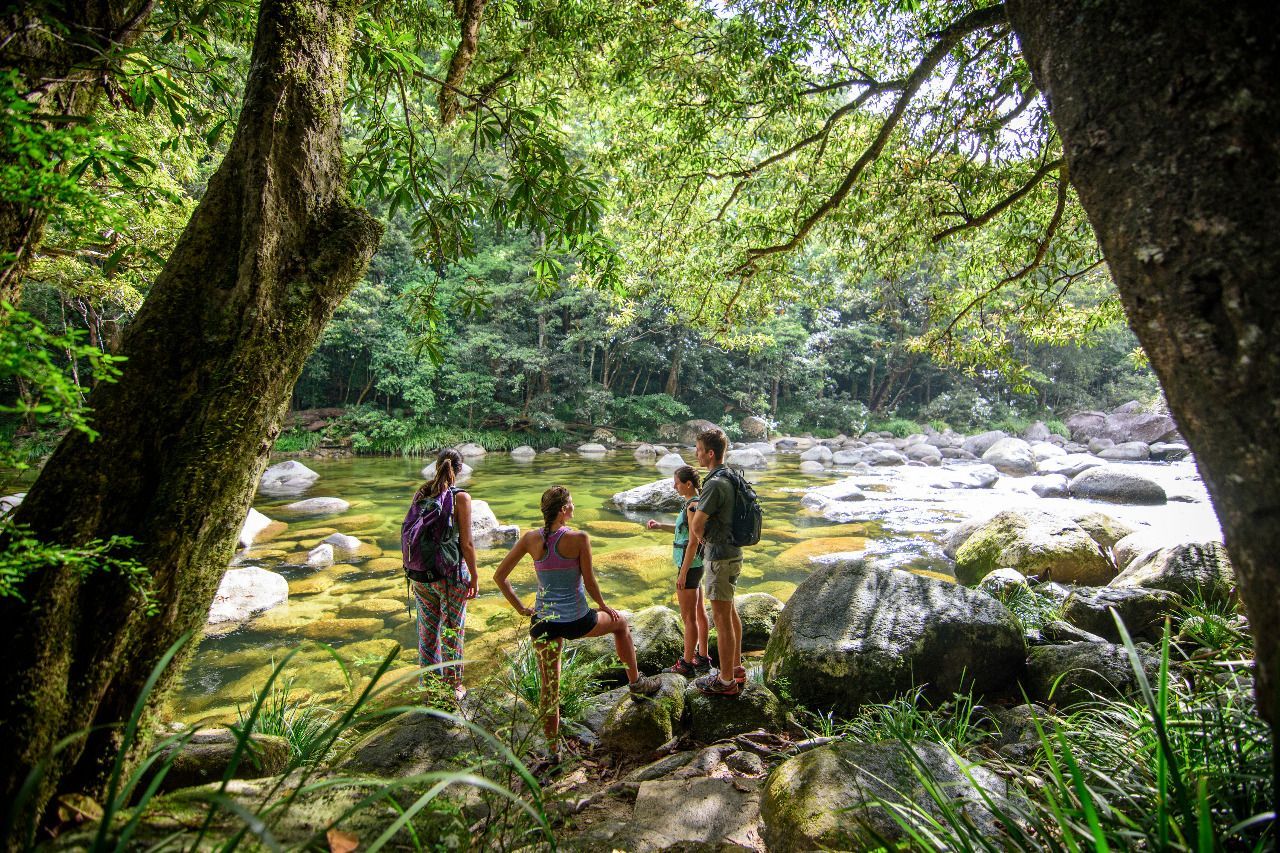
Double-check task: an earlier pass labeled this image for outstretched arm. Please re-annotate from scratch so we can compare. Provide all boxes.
[494,534,533,617]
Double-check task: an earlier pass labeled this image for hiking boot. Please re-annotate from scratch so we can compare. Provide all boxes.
[692,653,713,671]
[693,672,741,697]
[629,674,662,699]
[710,666,749,684]
[663,658,697,677]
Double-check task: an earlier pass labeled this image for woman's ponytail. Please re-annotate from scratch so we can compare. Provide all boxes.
[416,448,464,503]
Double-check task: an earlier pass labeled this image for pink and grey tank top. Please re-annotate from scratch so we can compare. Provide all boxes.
[533,527,591,623]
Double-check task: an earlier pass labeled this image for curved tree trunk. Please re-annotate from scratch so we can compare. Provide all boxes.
[0,1,155,305]
[0,0,381,832]
[1008,0,1280,794]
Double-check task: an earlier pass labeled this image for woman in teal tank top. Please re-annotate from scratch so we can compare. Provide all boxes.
[645,466,711,676]
[495,486,660,757]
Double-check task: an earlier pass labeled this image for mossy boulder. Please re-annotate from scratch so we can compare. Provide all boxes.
[954,508,1114,585]
[1023,642,1160,707]
[1110,541,1234,603]
[763,559,1023,716]
[574,605,684,680]
[762,740,1014,851]
[363,557,403,572]
[685,682,785,742]
[1069,510,1137,551]
[341,709,475,776]
[737,592,784,651]
[152,729,290,792]
[1062,586,1182,641]
[599,673,687,757]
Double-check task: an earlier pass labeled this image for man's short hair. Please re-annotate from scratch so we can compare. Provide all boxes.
[696,427,728,461]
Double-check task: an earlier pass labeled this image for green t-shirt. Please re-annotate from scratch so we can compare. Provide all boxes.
[698,465,742,561]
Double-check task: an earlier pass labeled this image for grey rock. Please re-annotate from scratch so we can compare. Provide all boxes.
[681,419,726,446]
[1024,642,1159,707]
[737,592,784,652]
[510,445,536,460]
[799,460,826,474]
[1150,441,1191,461]
[763,560,1024,716]
[470,499,521,549]
[608,777,762,852]
[577,605,685,679]
[941,447,978,460]
[1102,411,1178,444]
[612,478,686,512]
[799,445,834,463]
[1037,453,1104,478]
[726,750,767,775]
[906,443,943,465]
[941,517,986,559]
[577,442,609,455]
[1111,541,1234,603]
[983,437,1037,476]
[1098,441,1151,461]
[305,543,334,567]
[342,709,474,776]
[961,430,1010,457]
[724,448,769,469]
[633,443,661,459]
[239,507,280,548]
[322,532,362,552]
[154,729,290,792]
[801,478,864,507]
[954,508,1115,585]
[741,415,770,439]
[1066,410,1107,442]
[1069,466,1167,505]
[258,460,319,497]
[1028,474,1070,498]
[1062,586,1183,641]
[208,567,288,624]
[1032,441,1067,460]
[1022,421,1052,442]
[455,441,487,458]
[1040,620,1109,644]
[1068,510,1137,551]
[655,452,687,474]
[932,464,1000,489]
[978,567,1032,597]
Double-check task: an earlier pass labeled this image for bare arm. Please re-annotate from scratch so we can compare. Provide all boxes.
[454,492,479,598]
[493,533,533,617]
[578,534,621,621]
[689,508,710,542]
[678,501,701,586]
[646,520,676,533]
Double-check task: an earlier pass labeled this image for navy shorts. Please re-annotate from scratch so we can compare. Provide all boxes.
[530,609,598,641]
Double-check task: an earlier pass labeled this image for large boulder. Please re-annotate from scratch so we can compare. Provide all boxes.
[576,605,684,679]
[762,740,1014,851]
[1112,528,1173,571]
[724,447,769,469]
[154,729,290,792]
[799,460,826,474]
[602,777,763,852]
[685,682,785,742]
[1027,474,1070,498]
[1069,466,1167,505]
[510,445,536,460]
[1068,510,1137,551]
[1110,541,1234,602]
[1032,441,1067,460]
[800,445,834,463]
[208,567,288,624]
[982,437,1036,475]
[953,509,1114,585]
[258,460,319,497]
[1023,642,1160,707]
[342,709,474,776]
[633,443,661,460]
[961,430,1009,457]
[1062,586,1183,642]
[454,441,486,458]
[931,464,1000,489]
[905,443,943,465]
[681,419,724,446]
[1022,421,1052,442]
[0,492,24,516]
[800,478,865,508]
[1065,411,1107,443]
[599,673,687,757]
[1097,441,1151,461]
[1102,412,1178,444]
[611,478,686,512]
[763,560,1024,715]
[1037,453,1104,478]
[737,592,784,651]
[1150,441,1191,461]
[470,499,520,549]
[577,442,609,455]
[741,415,770,439]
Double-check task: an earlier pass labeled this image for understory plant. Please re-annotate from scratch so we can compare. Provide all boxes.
[858,616,1273,851]
[233,676,339,767]
[5,638,554,851]
[500,639,609,725]
[991,582,1064,632]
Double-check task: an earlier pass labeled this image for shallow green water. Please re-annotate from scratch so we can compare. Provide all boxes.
[173,452,921,723]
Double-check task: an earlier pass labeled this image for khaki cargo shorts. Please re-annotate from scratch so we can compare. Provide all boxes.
[703,557,742,601]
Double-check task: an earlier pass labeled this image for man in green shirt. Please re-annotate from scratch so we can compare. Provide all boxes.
[689,426,744,696]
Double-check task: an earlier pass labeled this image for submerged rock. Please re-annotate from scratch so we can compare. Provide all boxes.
[763,560,1023,715]
[154,729,290,792]
[239,507,285,548]
[510,445,536,460]
[281,497,350,517]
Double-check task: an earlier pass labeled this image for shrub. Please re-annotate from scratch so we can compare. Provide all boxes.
[867,417,924,438]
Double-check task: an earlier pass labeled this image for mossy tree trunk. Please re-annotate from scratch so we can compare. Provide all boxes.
[1008,0,1280,798]
[0,0,381,832]
[0,1,155,304]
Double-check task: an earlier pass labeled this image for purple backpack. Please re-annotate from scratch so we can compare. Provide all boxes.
[401,487,460,584]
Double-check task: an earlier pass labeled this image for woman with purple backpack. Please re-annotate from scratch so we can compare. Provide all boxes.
[406,448,478,701]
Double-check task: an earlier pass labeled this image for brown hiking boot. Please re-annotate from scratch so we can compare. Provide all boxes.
[628,674,662,699]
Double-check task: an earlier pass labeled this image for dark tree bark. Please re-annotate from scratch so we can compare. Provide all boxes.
[0,0,156,304]
[0,0,381,832]
[1008,0,1280,793]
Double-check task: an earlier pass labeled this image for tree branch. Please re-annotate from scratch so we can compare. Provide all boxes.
[730,3,1010,276]
[438,0,488,128]
[930,155,1062,243]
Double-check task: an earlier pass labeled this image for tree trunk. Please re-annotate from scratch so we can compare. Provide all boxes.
[665,343,682,397]
[0,1,155,304]
[0,0,381,832]
[1009,0,1280,796]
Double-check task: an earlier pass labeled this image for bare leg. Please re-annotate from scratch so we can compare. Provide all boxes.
[710,599,739,684]
[676,587,700,662]
[533,638,563,744]
[585,610,640,682]
[695,587,710,657]
[730,600,743,677]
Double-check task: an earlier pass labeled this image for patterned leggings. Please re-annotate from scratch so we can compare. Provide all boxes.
[413,577,469,686]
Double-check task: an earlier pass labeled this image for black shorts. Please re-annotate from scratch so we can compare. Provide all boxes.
[680,564,705,590]
[530,609,598,641]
